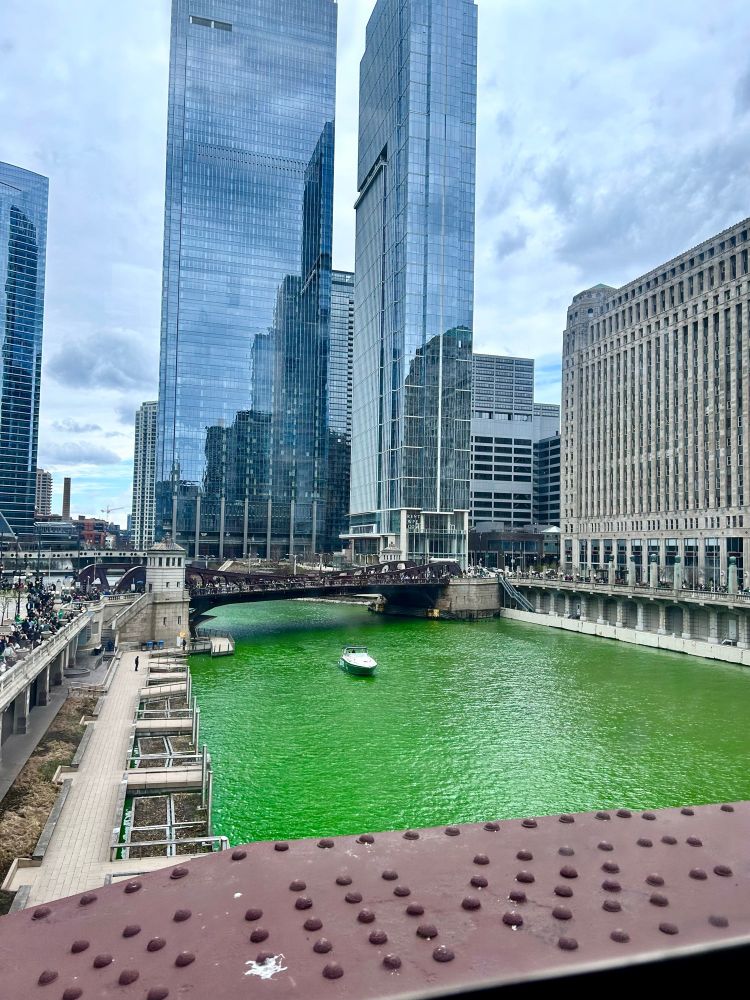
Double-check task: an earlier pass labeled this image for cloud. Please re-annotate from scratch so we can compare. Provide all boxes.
[51,418,102,433]
[46,328,156,390]
[735,66,750,116]
[495,225,528,261]
[2,0,750,528]
[39,442,124,466]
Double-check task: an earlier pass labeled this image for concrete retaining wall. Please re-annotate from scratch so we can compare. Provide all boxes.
[436,579,501,620]
[499,608,750,668]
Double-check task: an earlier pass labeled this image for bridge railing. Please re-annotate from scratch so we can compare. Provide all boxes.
[513,576,750,605]
[187,565,459,599]
[0,610,91,709]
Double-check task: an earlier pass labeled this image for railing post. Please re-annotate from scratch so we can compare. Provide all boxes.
[201,743,207,809]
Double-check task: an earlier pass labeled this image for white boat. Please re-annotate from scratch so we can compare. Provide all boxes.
[339,646,377,677]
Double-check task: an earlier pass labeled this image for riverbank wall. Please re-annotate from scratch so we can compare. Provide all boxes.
[499,607,750,667]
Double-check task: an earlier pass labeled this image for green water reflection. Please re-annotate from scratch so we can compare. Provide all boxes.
[189,601,750,844]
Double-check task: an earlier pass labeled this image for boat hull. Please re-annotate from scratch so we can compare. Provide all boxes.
[339,658,377,677]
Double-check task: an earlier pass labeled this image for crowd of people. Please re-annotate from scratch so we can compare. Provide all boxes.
[0,582,83,672]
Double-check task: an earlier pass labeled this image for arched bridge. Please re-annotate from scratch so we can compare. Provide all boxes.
[187,562,463,619]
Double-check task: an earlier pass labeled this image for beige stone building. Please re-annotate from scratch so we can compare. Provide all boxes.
[562,217,750,587]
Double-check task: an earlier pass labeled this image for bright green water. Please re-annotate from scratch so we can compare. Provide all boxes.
[189,601,750,844]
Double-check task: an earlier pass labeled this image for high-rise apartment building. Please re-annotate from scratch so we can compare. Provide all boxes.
[349,0,478,566]
[156,0,338,559]
[35,468,52,517]
[132,401,158,549]
[470,356,560,529]
[324,270,354,552]
[562,217,750,587]
[0,163,48,537]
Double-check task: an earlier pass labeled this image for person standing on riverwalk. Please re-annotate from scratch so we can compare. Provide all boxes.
[134,655,139,672]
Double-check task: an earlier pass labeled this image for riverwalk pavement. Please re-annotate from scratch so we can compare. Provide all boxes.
[6,651,184,907]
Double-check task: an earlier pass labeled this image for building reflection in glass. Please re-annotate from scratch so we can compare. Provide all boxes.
[348,0,477,567]
[155,0,338,559]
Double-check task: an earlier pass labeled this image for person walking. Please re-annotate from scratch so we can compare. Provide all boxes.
[134,655,139,672]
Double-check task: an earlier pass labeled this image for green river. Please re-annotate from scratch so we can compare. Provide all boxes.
[189,601,750,845]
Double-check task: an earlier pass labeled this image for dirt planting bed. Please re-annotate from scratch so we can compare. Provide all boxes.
[0,695,97,915]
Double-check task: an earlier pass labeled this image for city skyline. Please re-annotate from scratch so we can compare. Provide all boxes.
[1,0,749,520]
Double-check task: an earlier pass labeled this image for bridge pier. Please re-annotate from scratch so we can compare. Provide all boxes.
[13,686,31,735]
[35,665,51,707]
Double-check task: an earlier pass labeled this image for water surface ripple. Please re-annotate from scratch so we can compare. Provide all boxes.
[189,601,750,844]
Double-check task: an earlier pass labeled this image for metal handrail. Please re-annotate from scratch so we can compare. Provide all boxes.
[110,834,229,861]
[513,577,750,603]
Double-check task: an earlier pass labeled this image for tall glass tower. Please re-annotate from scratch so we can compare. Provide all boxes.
[348,0,477,567]
[156,0,337,559]
[323,269,354,552]
[0,163,48,537]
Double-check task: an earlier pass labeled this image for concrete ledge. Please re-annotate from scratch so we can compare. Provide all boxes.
[70,724,94,769]
[32,779,72,861]
[8,885,32,913]
[92,696,105,717]
[111,776,129,848]
[499,609,750,667]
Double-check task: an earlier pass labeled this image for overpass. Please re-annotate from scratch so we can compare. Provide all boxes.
[0,608,93,764]
[187,562,463,620]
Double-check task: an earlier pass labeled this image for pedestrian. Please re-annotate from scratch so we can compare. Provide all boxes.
[182,638,187,652]
[134,655,139,672]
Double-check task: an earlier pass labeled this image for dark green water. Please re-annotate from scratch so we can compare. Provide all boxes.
[190,601,750,845]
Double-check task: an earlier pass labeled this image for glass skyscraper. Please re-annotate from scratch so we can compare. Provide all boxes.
[348,0,477,567]
[156,0,338,559]
[0,163,48,537]
[323,269,354,551]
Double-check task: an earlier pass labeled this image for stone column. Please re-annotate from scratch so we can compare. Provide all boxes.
[657,603,667,635]
[737,612,750,649]
[548,592,556,615]
[564,594,572,616]
[13,686,30,735]
[708,608,720,643]
[51,651,64,687]
[649,556,659,591]
[607,561,615,586]
[728,557,738,596]
[681,606,692,640]
[596,597,606,625]
[673,557,683,592]
[579,595,589,622]
[36,665,50,707]
[635,601,646,632]
[627,558,636,588]
[615,599,625,628]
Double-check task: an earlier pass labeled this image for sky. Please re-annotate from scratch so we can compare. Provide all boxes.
[2,0,749,524]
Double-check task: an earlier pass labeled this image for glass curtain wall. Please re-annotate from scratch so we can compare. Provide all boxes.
[0,163,48,537]
[350,0,477,567]
[156,0,337,559]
